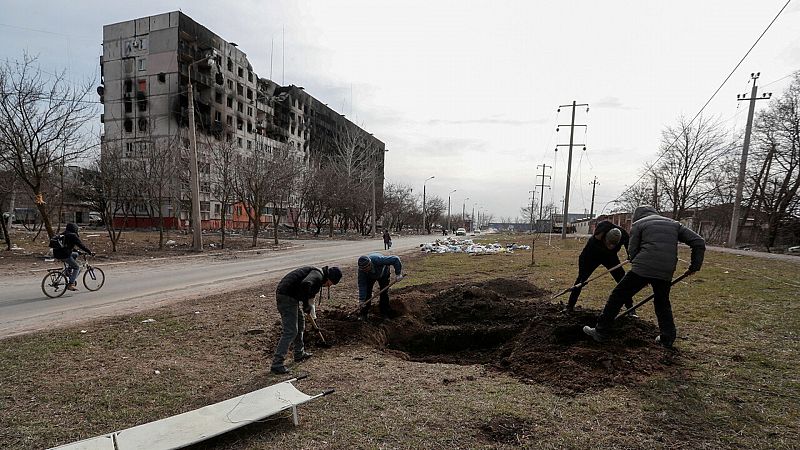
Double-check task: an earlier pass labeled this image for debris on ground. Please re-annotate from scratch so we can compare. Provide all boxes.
[419,237,531,254]
[141,318,156,324]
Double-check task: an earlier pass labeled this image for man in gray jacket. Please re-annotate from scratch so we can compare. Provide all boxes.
[583,206,705,348]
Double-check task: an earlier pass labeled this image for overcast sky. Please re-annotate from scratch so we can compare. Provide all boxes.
[2,0,799,220]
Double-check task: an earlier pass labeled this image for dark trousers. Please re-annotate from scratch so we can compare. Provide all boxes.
[595,271,676,345]
[365,274,391,315]
[271,294,305,369]
[384,241,391,250]
[567,253,628,309]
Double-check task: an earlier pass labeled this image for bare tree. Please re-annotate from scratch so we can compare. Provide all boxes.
[654,115,730,220]
[746,73,800,248]
[210,138,238,248]
[423,196,445,234]
[265,147,301,245]
[0,166,14,250]
[0,55,97,237]
[129,136,179,249]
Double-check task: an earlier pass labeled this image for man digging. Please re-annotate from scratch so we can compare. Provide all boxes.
[357,253,403,321]
[565,220,633,315]
[271,265,343,375]
[583,205,705,348]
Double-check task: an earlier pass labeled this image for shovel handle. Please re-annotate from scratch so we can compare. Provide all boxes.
[552,260,629,299]
[615,271,691,320]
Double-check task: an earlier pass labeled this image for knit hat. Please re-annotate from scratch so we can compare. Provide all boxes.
[605,228,622,247]
[326,266,343,285]
[66,223,78,233]
[358,255,372,271]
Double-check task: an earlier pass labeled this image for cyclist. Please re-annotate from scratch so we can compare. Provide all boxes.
[53,223,94,291]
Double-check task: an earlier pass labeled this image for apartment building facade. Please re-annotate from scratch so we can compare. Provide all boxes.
[100,11,385,229]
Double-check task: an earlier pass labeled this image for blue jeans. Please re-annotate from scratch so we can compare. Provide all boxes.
[64,252,80,284]
[271,294,305,369]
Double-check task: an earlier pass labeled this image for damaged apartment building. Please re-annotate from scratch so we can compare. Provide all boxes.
[100,11,385,228]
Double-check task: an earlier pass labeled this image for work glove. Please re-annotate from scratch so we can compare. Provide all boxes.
[685,265,700,275]
[395,274,404,283]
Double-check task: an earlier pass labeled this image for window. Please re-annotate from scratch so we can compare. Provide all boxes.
[124,99,132,113]
[215,92,222,104]
[227,97,233,108]
[237,67,243,77]
[226,115,232,126]
[137,59,146,71]
[247,140,252,150]
[248,71,253,82]
[237,83,243,96]
[138,118,147,132]
[124,119,133,133]
[140,38,148,50]
[246,121,252,133]
[227,80,233,90]
[237,102,243,113]
[237,137,242,148]
[214,204,221,214]
[247,106,252,116]
[125,142,134,158]
[247,88,252,100]
[237,118,243,130]
[227,58,233,72]
[158,72,166,83]
[214,111,222,122]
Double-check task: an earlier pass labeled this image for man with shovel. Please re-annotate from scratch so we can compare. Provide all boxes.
[271,265,343,375]
[358,253,403,321]
[583,205,705,348]
[564,220,631,314]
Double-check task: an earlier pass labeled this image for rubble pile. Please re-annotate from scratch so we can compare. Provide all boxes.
[419,237,531,254]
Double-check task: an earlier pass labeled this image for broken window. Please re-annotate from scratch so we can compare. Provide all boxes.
[124,79,133,93]
[247,88,253,100]
[158,72,166,83]
[248,71,253,82]
[227,58,233,72]
[238,67,243,78]
[237,137,242,148]
[124,99,132,113]
[247,140,252,150]
[247,106,252,116]
[124,119,133,133]
[214,111,222,122]
[237,102,243,113]
[228,80,233,90]
[237,118,243,130]
[215,92,223,104]
[247,121,252,133]
[138,118,147,131]
[237,83,243,96]
[138,80,146,92]
[227,97,233,108]
[226,115,233,126]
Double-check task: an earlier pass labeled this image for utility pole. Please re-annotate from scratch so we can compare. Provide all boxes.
[729,72,771,248]
[422,176,434,234]
[556,101,589,239]
[447,189,457,233]
[652,174,658,211]
[536,164,552,232]
[589,177,599,218]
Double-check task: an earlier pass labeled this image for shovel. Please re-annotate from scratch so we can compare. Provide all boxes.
[305,313,331,348]
[615,271,692,320]
[552,260,630,299]
[348,274,409,318]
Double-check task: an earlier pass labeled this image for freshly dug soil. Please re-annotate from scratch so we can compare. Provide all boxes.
[306,277,681,393]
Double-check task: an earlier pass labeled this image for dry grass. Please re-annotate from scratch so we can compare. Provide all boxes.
[1,234,798,449]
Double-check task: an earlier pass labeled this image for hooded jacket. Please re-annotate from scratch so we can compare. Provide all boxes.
[628,206,705,280]
[53,223,92,259]
[582,220,630,259]
[358,253,402,302]
[276,266,327,308]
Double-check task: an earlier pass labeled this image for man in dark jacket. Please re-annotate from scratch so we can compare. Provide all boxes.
[271,265,342,375]
[583,206,705,348]
[358,253,403,321]
[53,223,94,291]
[566,220,631,313]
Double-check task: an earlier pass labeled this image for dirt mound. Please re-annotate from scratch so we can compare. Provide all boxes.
[307,278,681,393]
[479,417,535,445]
[473,277,549,298]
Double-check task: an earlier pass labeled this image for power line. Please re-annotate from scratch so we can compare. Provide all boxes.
[604,0,793,213]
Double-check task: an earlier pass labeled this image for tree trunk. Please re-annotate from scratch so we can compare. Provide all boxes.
[220,208,226,249]
[1,214,11,250]
[35,198,55,238]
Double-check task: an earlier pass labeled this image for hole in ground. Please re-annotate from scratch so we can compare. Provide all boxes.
[309,278,682,393]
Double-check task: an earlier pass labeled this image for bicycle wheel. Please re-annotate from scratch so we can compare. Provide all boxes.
[83,266,105,291]
[42,271,68,298]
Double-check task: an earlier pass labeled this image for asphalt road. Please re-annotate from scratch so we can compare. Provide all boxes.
[0,235,432,338]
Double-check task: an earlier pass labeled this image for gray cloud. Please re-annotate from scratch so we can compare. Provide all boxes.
[592,96,633,110]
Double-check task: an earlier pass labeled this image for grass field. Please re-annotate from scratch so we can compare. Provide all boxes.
[1,235,798,449]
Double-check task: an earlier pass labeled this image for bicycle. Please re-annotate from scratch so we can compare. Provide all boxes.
[41,253,106,298]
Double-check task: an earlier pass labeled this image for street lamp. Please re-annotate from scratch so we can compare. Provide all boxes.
[422,176,434,234]
[472,202,478,232]
[461,197,470,228]
[447,189,457,234]
[186,51,218,252]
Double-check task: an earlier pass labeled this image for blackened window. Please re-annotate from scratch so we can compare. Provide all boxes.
[124,119,133,133]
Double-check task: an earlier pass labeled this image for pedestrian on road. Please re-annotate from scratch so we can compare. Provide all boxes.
[271,265,342,375]
[53,223,94,291]
[358,253,403,321]
[383,229,392,250]
[565,221,632,314]
[583,206,705,348]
